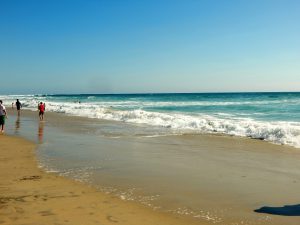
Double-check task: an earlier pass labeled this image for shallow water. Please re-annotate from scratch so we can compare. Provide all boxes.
[2,92,300,148]
[5,110,300,225]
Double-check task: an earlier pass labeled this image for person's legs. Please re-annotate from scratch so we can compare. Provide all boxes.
[0,116,4,132]
[39,112,44,120]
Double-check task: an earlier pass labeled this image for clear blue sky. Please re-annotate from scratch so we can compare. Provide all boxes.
[0,0,299,94]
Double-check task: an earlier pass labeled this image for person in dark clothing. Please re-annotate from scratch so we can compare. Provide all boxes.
[15,99,22,116]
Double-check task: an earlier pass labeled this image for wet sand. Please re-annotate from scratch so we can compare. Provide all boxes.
[3,108,300,225]
[0,135,204,225]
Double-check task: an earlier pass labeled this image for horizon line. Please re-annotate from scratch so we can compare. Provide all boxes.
[2,91,300,96]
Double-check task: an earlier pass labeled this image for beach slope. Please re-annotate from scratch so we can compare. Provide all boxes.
[0,135,201,225]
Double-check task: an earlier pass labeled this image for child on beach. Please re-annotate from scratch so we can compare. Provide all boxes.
[38,102,46,121]
[0,100,7,133]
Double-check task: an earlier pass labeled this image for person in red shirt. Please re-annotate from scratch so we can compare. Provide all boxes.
[38,102,46,120]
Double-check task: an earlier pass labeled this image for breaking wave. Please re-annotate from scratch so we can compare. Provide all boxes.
[2,94,300,148]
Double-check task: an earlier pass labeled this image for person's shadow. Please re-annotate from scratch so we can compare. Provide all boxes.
[255,204,300,216]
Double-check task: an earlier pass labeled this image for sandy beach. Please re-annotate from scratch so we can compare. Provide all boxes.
[0,134,203,225]
[1,1,299,224]
[2,108,300,225]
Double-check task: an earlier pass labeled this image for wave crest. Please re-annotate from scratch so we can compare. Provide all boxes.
[2,96,300,148]
[43,102,300,148]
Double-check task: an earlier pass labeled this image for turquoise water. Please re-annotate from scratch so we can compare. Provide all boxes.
[2,92,300,147]
[3,93,300,225]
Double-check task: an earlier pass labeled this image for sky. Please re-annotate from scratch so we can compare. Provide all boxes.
[0,0,299,94]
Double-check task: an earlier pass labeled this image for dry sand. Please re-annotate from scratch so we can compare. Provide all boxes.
[0,135,203,225]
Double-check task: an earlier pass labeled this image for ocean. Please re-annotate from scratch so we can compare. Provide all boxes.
[2,92,300,148]
[3,92,300,224]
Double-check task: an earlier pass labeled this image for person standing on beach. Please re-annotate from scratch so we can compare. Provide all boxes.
[0,100,8,133]
[38,102,46,121]
[15,99,22,116]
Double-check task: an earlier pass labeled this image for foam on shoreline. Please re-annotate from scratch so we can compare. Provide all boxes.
[3,109,300,225]
[0,135,203,225]
[2,94,300,148]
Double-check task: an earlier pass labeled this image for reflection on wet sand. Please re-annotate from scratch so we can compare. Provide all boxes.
[15,116,20,134]
[5,109,300,225]
[38,122,45,143]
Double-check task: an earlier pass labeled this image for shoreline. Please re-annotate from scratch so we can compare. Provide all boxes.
[0,134,204,225]
[7,107,300,150]
[3,91,300,149]
[3,108,300,224]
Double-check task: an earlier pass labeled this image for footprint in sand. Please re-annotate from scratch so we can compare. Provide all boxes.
[19,175,41,181]
[39,210,55,216]
[106,215,118,223]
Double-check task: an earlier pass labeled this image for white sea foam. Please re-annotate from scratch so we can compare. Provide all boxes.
[2,94,300,108]
[4,95,300,108]
[35,103,300,148]
[2,95,300,148]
